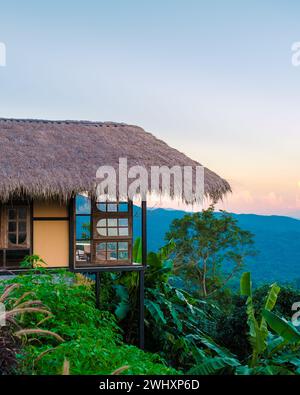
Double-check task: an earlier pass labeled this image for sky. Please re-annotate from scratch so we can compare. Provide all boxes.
[0,1,299,217]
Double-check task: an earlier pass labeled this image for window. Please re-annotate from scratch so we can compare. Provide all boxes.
[92,201,132,265]
[74,197,133,267]
[7,207,28,247]
[95,241,129,262]
[75,195,91,265]
[0,203,31,269]
[96,218,129,237]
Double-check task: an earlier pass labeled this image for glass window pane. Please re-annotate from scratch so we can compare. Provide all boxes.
[108,251,117,260]
[119,203,128,212]
[96,243,106,260]
[76,242,91,263]
[76,195,91,214]
[119,218,128,226]
[8,209,16,220]
[18,207,27,219]
[97,228,107,236]
[107,203,117,212]
[18,233,27,244]
[8,233,16,245]
[118,242,128,251]
[108,218,117,227]
[119,227,129,236]
[107,242,117,251]
[108,228,118,236]
[97,203,107,212]
[119,251,129,260]
[76,216,91,240]
[19,221,26,232]
[97,219,106,227]
[8,222,16,232]
[98,242,106,251]
[107,242,117,260]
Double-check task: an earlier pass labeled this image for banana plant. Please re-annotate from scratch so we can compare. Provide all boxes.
[240,272,280,366]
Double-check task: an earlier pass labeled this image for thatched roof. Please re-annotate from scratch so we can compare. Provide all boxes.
[0,118,231,203]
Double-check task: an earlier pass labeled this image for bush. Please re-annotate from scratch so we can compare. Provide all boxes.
[214,295,250,361]
[0,270,178,375]
[253,284,300,319]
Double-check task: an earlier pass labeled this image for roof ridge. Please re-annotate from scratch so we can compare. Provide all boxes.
[0,117,130,127]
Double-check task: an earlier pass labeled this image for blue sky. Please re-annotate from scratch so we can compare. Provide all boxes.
[0,1,299,216]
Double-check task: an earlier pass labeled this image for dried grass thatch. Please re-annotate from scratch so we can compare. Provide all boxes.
[0,118,231,203]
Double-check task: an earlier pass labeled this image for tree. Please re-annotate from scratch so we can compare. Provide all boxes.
[165,205,256,297]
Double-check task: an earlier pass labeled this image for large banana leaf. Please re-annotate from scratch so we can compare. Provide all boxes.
[246,297,265,357]
[240,272,252,297]
[165,300,183,332]
[145,299,166,325]
[260,283,281,345]
[264,283,280,311]
[194,332,238,359]
[240,272,266,361]
[192,357,240,375]
[262,309,300,343]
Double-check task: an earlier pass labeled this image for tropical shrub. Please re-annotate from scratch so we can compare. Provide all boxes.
[188,272,300,375]
[0,269,178,375]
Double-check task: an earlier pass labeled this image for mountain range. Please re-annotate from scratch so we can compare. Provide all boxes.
[133,207,300,285]
[76,195,300,285]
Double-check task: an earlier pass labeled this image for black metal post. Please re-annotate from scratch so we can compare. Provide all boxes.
[69,198,75,271]
[95,272,101,309]
[139,200,147,349]
[139,271,145,349]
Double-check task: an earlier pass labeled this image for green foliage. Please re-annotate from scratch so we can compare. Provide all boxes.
[0,270,177,375]
[166,205,256,297]
[214,295,251,360]
[0,281,56,374]
[105,237,217,370]
[253,284,300,318]
[240,272,280,366]
[262,309,300,343]
[20,254,46,269]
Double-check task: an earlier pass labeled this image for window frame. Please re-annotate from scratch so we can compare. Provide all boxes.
[91,200,133,266]
[74,197,134,268]
[7,206,30,248]
[0,201,32,269]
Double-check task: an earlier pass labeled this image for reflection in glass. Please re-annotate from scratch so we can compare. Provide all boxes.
[76,215,91,240]
[119,228,129,236]
[108,218,117,226]
[119,218,128,226]
[107,203,117,212]
[76,195,91,214]
[108,228,118,236]
[119,203,128,212]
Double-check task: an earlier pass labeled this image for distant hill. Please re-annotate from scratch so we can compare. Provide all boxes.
[133,207,300,285]
[75,196,300,285]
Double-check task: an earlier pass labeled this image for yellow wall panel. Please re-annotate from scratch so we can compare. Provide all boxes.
[33,221,69,267]
[33,200,68,218]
